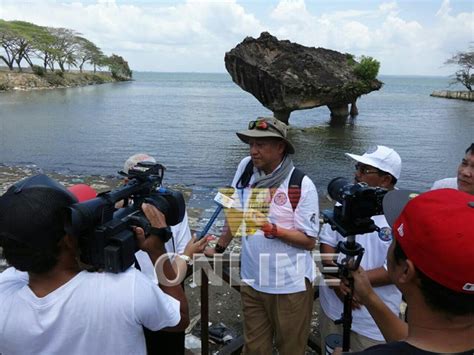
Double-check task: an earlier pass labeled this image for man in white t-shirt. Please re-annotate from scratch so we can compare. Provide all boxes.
[206,117,319,355]
[319,145,403,351]
[121,154,192,281]
[122,153,195,355]
[431,143,474,195]
[0,174,188,355]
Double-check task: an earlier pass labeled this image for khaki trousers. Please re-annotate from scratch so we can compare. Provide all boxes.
[318,300,384,352]
[240,280,314,355]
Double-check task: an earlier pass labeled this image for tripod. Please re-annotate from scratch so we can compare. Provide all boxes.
[334,235,365,352]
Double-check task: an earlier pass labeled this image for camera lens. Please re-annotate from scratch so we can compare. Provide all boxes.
[327,177,350,203]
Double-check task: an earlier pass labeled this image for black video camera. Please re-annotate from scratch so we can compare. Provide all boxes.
[321,177,388,237]
[65,162,185,273]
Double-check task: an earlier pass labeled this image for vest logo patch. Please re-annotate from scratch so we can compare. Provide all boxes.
[378,227,392,242]
[273,192,288,206]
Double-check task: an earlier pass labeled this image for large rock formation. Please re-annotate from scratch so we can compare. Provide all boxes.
[225,32,382,123]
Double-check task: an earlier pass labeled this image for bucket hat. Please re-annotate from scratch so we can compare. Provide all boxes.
[236,117,295,154]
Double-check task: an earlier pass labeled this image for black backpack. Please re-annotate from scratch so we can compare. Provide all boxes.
[236,160,305,211]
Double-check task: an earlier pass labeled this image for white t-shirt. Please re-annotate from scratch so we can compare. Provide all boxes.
[319,215,402,341]
[231,156,319,294]
[431,177,458,190]
[134,211,192,282]
[0,266,180,355]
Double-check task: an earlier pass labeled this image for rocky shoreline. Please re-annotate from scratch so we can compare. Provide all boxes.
[430,90,474,101]
[0,69,123,92]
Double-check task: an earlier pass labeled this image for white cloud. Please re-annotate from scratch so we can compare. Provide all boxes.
[271,0,308,22]
[378,1,399,16]
[266,0,472,75]
[0,0,472,74]
[0,0,263,71]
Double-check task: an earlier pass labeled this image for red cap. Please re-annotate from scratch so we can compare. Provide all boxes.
[386,189,474,293]
[68,184,97,202]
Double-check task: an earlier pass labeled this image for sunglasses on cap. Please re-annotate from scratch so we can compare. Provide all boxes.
[248,119,284,137]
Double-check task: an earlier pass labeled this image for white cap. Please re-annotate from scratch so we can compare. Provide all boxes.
[123,153,156,173]
[345,145,402,179]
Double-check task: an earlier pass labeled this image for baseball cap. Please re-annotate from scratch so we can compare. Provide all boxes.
[123,153,156,174]
[68,184,97,202]
[236,117,295,154]
[383,189,474,293]
[0,174,77,250]
[345,145,401,179]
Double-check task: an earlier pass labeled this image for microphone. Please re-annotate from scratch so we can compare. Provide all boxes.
[197,187,235,240]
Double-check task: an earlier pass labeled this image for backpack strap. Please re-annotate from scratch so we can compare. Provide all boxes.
[236,159,254,189]
[288,168,305,211]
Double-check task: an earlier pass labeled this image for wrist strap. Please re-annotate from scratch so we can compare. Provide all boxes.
[149,226,172,243]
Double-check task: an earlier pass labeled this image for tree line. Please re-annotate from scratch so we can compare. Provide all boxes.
[0,20,132,80]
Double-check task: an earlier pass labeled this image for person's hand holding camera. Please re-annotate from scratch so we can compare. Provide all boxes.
[135,202,168,260]
[341,266,377,306]
[335,282,362,310]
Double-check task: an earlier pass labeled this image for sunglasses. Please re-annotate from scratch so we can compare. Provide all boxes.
[355,163,380,175]
[248,119,284,136]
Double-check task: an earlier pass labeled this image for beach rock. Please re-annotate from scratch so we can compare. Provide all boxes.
[224,32,382,123]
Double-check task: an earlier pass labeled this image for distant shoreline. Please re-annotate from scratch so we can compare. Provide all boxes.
[0,68,129,92]
[430,90,474,102]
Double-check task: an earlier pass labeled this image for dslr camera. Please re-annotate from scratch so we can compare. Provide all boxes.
[66,162,185,273]
[321,177,388,237]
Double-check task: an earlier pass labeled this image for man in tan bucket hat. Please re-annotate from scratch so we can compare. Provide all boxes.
[236,116,296,154]
[207,117,319,354]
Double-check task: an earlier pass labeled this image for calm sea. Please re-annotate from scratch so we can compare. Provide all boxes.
[0,72,472,208]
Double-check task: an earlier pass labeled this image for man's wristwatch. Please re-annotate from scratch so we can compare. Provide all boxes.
[262,222,278,239]
[178,254,193,266]
[214,244,226,253]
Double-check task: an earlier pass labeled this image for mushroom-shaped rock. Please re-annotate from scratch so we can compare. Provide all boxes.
[225,32,382,123]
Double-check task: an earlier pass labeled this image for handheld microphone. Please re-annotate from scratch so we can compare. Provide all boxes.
[197,188,235,240]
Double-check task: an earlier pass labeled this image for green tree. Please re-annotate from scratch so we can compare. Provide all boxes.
[91,52,107,73]
[47,27,81,72]
[445,47,474,91]
[106,54,132,80]
[75,36,102,73]
[31,28,60,71]
[0,20,42,71]
[0,20,17,70]
[354,56,380,81]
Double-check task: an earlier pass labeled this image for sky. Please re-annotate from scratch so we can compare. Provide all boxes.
[0,0,472,75]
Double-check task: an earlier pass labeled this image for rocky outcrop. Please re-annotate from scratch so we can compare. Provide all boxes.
[225,32,382,123]
[431,90,474,102]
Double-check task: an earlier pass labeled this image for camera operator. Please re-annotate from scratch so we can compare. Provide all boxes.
[431,143,474,195]
[0,175,189,355]
[121,153,207,355]
[121,154,194,281]
[319,145,403,351]
[339,189,474,354]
